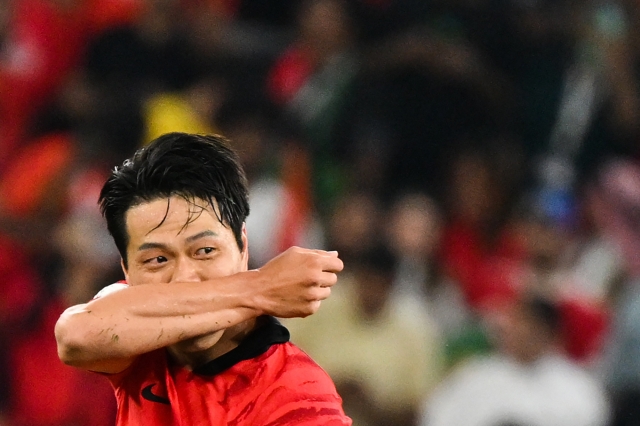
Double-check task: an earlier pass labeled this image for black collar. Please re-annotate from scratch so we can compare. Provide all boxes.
[193,316,290,376]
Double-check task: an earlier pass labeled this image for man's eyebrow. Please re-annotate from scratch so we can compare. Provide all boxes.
[137,231,217,252]
[185,230,218,243]
[138,242,168,252]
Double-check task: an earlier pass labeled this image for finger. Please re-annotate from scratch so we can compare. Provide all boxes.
[309,249,339,257]
[302,300,322,317]
[316,272,338,288]
[308,286,332,300]
[320,256,344,273]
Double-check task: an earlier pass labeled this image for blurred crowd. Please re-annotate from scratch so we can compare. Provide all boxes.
[1,0,640,425]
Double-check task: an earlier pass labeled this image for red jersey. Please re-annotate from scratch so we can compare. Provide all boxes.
[105,316,351,425]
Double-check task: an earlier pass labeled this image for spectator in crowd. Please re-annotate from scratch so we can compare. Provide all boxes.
[420,294,610,426]
[0,134,118,425]
[325,189,384,265]
[386,191,479,368]
[266,0,359,206]
[286,244,444,426]
[592,159,640,426]
[0,234,43,421]
[142,73,226,144]
[386,191,442,299]
[439,141,528,314]
[0,0,89,168]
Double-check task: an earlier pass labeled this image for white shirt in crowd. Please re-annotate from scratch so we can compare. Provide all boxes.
[421,353,609,426]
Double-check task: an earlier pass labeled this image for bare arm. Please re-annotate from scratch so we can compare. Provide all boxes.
[55,247,343,373]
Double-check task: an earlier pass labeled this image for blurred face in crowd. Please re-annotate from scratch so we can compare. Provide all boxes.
[450,153,501,225]
[329,192,380,260]
[388,193,441,261]
[225,117,268,180]
[298,0,352,58]
[353,266,393,320]
[492,301,556,364]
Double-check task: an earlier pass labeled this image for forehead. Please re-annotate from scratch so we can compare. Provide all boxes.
[125,196,229,242]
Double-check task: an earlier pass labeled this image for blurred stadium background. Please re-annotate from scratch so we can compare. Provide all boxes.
[1,0,640,425]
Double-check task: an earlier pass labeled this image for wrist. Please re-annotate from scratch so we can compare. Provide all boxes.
[235,269,267,316]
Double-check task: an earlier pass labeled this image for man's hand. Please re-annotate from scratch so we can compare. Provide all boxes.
[251,247,344,318]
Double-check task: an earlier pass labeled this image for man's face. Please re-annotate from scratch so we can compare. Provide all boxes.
[123,196,248,286]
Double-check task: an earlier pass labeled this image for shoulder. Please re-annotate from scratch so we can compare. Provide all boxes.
[541,355,605,395]
[437,355,509,392]
[256,343,349,418]
[538,355,610,423]
[226,342,351,425]
[263,342,339,389]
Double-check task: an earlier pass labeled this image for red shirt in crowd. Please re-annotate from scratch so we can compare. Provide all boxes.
[439,219,526,312]
[8,300,116,426]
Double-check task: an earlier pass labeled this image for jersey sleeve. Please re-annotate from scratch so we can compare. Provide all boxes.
[255,344,352,426]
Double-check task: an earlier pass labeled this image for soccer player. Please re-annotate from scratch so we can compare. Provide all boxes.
[55,132,351,425]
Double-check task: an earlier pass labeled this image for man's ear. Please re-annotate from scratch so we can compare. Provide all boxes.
[121,258,129,282]
[241,223,249,269]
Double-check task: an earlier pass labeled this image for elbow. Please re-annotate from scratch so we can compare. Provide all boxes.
[55,307,133,374]
[55,309,90,367]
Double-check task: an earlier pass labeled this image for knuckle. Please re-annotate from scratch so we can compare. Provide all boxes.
[309,271,324,284]
[303,288,318,302]
[309,287,330,301]
[308,256,322,270]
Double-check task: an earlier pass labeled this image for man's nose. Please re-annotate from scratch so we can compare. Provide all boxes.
[170,258,202,283]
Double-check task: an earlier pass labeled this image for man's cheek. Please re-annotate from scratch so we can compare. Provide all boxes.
[128,270,165,286]
[209,263,242,278]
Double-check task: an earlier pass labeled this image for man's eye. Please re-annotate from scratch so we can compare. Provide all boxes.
[196,247,215,256]
[145,256,167,264]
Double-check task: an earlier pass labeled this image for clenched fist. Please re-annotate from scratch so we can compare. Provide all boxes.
[251,247,344,318]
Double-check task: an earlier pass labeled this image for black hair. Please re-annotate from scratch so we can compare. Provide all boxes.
[523,295,561,335]
[99,132,250,268]
[356,244,397,276]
